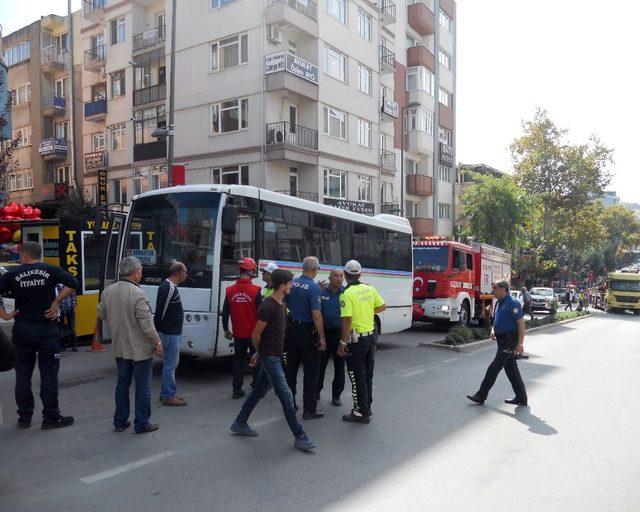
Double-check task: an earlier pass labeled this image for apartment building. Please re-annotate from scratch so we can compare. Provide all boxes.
[1,13,84,212]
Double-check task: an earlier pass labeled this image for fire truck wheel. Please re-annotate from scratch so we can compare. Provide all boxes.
[459,301,470,328]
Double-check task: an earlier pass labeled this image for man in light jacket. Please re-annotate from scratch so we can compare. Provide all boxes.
[98,257,163,434]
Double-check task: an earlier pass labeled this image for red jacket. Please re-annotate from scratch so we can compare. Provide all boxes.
[221,278,262,338]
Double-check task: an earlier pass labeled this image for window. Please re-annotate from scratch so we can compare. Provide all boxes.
[406,107,434,135]
[212,165,249,185]
[3,40,31,67]
[210,98,249,135]
[11,83,31,106]
[13,126,32,147]
[211,0,237,9]
[323,106,347,140]
[357,119,372,148]
[91,132,105,151]
[408,201,419,218]
[406,67,435,96]
[406,159,420,175]
[357,175,372,202]
[438,202,451,219]
[439,50,451,70]
[439,127,451,145]
[357,8,372,41]
[210,33,248,71]
[134,105,166,144]
[55,77,70,98]
[324,169,347,199]
[55,121,70,140]
[111,123,127,151]
[439,87,452,107]
[439,10,452,31]
[288,41,297,55]
[110,17,126,45]
[56,165,71,183]
[7,170,33,191]
[406,34,419,49]
[111,178,128,204]
[438,164,451,182]
[325,46,346,82]
[358,64,371,94]
[151,165,168,190]
[111,70,125,97]
[134,167,149,195]
[55,33,69,53]
[327,0,347,24]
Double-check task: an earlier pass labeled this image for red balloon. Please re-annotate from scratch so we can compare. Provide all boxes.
[33,208,42,217]
[23,207,33,218]
[17,204,26,216]
[5,204,19,216]
[0,227,12,243]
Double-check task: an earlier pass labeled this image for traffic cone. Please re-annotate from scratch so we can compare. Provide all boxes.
[90,323,106,352]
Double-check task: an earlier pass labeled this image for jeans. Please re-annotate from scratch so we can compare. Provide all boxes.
[236,355,304,438]
[114,357,153,432]
[477,332,527,401]
[159,333,181,399]
[345,334,375,416]
[232,337,257,392]
[284,321,320,414]
[59,310,77,349]
[317,328,345,399]
[12,321,61,421]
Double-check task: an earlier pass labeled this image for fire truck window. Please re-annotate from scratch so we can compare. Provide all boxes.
[453,249,466,271]
[466,253,473,270]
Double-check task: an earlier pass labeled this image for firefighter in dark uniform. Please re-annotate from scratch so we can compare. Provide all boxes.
[338,260,386,424]
[467,280,528,406]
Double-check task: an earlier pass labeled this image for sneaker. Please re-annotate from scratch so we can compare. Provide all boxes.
[230,419,258,437]
[342,412,370,424]
[302,410,324,420]
[41,415,75,430]
[114,421,131,433]
[134,423,160,435]
[18,417,31,429]
[294,433,316,452]
[232,390,245,399]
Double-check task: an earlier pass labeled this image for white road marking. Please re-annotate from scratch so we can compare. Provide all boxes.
[400,368,427,378]
[442,357,458,363]
[253,416,281,428]
[80,451,175,484]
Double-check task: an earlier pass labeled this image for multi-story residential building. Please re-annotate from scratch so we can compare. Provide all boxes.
[1,12,84,212]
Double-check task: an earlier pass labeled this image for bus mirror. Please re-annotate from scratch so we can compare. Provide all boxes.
[221,205,238,234]
[92,212,104,238]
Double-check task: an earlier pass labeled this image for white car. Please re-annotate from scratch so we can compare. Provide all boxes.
[0,265,17,338]
[510,290,524,307]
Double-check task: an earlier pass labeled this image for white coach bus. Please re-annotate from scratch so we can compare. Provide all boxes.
[102,185,413,358]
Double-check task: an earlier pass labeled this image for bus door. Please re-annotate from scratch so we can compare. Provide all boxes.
[99,212,127,342]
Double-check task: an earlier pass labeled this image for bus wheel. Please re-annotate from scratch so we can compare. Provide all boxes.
[459,301,470,328]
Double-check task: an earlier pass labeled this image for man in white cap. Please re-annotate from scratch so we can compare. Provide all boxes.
[261,262,279,298]
[337,260,386,424]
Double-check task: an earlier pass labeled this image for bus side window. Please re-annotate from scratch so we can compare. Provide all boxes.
[221,214,255,279]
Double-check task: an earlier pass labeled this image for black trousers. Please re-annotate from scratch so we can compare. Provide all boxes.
[345,334,375,416]
[477,332,527,401]
[284,320,320,414]
[60,309,77,349]
[232,337,257,392]
[317,328,345,400]
[13,321,62,421]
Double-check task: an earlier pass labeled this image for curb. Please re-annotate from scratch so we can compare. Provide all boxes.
[418,313,592,353]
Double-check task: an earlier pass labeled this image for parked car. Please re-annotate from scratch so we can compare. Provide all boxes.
[510,290,524,307]
[530,287,558,314]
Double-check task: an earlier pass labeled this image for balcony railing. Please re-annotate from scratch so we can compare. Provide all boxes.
[83,0,105,20]
[133,83,166,106]
[41,45,69,72]
[380,45,396,71]
[380,0,397,24]
[42,95,66,116]
[381,203,401,215]
[39,138,68,161]
[266,122,318,150]
[84,98,107,119]
[381,150,396,174]
[274,190,319,202]
[134,140,166,162]
[84,45,106,71]
[406,173,434,196]
[133,25,166,52]
[267,0,318,21]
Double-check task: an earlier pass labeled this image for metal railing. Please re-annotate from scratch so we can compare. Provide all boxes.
[133,25,166,52]
[380,45,396,69]
[83,0,105,14]
[381,0,397,19]
[133,83,166,106]
[84,98,107,118]
[84,45,106,71]
[267,0,318,21]
[41,45,69,69]
[381,150,396,172]
[42,94,66,111]
[381,203,401,214]
[266,122,318,150]
[274,190,319,202]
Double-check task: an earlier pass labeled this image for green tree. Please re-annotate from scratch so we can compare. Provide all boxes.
[600,204,640,270]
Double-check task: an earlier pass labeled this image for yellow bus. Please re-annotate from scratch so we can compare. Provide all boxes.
[605,272,640,316]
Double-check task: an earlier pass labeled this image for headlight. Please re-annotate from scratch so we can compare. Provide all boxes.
[185,314,192,322]
[195,314,201,322]
[440,305,450,312]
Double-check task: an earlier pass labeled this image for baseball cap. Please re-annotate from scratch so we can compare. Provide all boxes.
[344,260,362,275]
[261,262,279,274]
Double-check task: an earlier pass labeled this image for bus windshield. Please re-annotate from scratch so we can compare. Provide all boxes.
[414,246,449,272]
[610,280,640,292]
[125,192,220,288]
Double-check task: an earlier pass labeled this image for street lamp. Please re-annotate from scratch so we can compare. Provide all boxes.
[400,101,421,217]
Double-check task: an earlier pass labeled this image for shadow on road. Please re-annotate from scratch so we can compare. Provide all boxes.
[488,404,559,436]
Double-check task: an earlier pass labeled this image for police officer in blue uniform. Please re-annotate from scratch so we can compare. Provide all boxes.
[467,280,528,406]
[284,256,326,419]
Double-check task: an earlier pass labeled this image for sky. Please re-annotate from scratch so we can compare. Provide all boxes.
[2,0,639,203]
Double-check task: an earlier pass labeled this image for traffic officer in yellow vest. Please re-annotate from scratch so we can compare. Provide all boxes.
[337,260,386,424]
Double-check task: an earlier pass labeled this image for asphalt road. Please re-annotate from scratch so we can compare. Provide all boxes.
[0,310,638,512]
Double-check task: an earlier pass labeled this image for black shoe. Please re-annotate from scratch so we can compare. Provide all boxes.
[505,397,528,406]
[342,412,370,424]
[232,390,245,399]
[134,423,159,434]
[302,410,324,420]
[331,398,342,407]
[18,417,31,429]
[41,415,74,430]
[114,421,131,432]
[466,394,485,405]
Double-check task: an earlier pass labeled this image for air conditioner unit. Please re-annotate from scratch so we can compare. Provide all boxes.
[267,25,281,44]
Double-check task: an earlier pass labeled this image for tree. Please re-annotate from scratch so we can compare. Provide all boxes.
[600,204,640,270]
[459,171,532,252]
[56,188,98,220]
[0,65,19,207]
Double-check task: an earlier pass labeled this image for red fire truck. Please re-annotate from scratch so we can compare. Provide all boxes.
[412,238,512,326]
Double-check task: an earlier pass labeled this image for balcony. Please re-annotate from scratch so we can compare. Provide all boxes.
[408,1,436,36]
[406,173,434,197]
[266,121,319,165]
[41,95,66,117]
[380,45,396,74]
[381,150,396,175]
[265,52,319,101]
[380,0,396,26]
[133,83,166,107]
[407,128,435,155]
[266,0,318,38]
[41,46,69,74]
[381,96,399,121]
[83,0,105,22]
[84,98,107,122]
[39,138,68,161]
[381,203,401,215]
[133,25,166,54]
[274,190,319,202]
[407,45,435,73]
[84,46,106,72]
[439,103,454,130]
[408,217,435,237]
[134,140,166,162]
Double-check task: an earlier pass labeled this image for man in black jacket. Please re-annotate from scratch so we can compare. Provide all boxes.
[154,261,188,406]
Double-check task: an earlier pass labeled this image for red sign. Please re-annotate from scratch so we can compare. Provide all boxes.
[172,165,185,186]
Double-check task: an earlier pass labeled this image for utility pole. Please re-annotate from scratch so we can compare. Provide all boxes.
[67,0,81,192]
[167,0,177,185]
